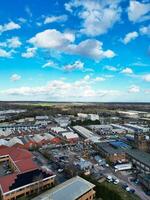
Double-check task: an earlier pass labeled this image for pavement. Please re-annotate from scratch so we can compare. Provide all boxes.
[32,150,150,200]
[102,167,150,200]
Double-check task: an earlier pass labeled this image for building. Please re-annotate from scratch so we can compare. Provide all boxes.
[0,146,55,200]
[32,176,95,200]
[134,133,150,152]
[124,124,149,133]
[54,116,70,127]
[117,110,150,118]
[77,113,99,121]
[73,126,100,143]
[96,142,127,163]
[88,114,99,121]
[126,149,150,174]
[138,174,150,192]
[77,113,88,120]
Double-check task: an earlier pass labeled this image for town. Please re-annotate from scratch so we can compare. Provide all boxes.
[0,102,149,200]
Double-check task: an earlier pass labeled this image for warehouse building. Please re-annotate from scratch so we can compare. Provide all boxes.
[32,176,95,200]
[126,149,150,174]
[96,142,127,163]
[73,126,100,143]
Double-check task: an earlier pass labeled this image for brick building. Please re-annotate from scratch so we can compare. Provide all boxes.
[0,146,55,200]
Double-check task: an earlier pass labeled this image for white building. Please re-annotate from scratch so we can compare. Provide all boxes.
[88,114,99,121]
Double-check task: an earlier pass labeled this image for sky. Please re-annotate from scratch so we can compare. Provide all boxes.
[0,0,150,102]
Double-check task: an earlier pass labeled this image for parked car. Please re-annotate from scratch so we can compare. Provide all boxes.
[58,168,64,173]
[129,189,135,194]
[122,184,128,190]
[113,178,119,184]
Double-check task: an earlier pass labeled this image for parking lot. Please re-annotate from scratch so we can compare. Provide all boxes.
[32,143,150,200]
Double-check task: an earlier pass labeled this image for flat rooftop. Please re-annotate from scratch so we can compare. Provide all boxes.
[97,142,124,155]
[126,149,150,167]
[32,176,95,200]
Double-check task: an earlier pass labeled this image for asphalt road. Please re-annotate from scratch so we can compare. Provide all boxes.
[102,167,150,200]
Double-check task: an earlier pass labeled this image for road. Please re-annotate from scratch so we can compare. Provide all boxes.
[102,167,149,200]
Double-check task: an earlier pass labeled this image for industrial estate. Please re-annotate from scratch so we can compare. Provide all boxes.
[0,102,149,200]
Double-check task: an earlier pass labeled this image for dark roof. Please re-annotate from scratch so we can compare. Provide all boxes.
[10,169,52,191]
[97,142,124,155]
[125,149,150,167]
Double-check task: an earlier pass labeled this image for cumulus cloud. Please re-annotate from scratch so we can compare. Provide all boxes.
[28,29,115,60]
[142,74,150,82]
[0,49,12,58]
[121,67,133,74]
[21,47,37,58]
[0,37,21,49]
[10,74,21,81]
[66,39,116,60]
[127,0,150,23]
[44,15,68,24]
[63,60,84,71]
[123,31,138,44]
[65,0,122,36]
[29,29,75,49]
[7,37,22,48]
[0,21,20,34]
[128,85,140,93]
[2,76,119,101]
[139,25,150,36]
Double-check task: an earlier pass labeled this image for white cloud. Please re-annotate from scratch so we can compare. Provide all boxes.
[127,0,150,23]
[18,17,27,24]
[7,37,22,48]
[28,29,115,60]
[128,85,140,93]
[104,65,117,71]
[65,0,122,36]
[123,31,138,44]
[44,15,68,24]
[63,60,84,71]
[66,39,116,60]
[10,74,21,81]
[42,61,58,68]
[142,74,150,82]
[0,21,20,34]
[2,76,119,101]
[139,25,150,36]
[21,47,36,58]
[0,37,21,49]
[0,49,12,58]
[29,29,75,49]
[121,67,133,74]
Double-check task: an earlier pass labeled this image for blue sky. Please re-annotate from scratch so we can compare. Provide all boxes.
[0,0,150,102]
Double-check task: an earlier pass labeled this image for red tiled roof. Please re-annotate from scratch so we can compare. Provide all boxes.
[0,146,33,161]
[0,173,17,193]
[51,137,61,143]
[0,147,38,194]
[15,158,38,173]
